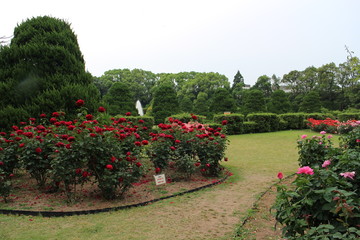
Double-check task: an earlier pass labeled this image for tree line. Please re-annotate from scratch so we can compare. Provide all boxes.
[0,16,359,129]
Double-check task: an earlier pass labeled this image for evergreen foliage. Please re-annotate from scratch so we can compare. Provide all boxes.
[210,88,236,114]
[152,83,180,124]
[268,90,291,114]
[103,82,137,116]
[299,91,321,113]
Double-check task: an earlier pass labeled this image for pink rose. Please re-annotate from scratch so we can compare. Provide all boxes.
[340,171,355,180]
[320,131,326,135]
[277,172,284,179]
[322,160,331,168]
[301,135,307,139]
[296,166,314,175]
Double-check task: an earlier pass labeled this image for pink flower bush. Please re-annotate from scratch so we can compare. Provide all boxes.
[301,135,307,139]
[320,131,326,135]
[296,166,314,175]
[340,171,356,180]
[322,160,331,168]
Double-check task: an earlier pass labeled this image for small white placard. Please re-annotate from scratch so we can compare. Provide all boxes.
[154,174,166,185]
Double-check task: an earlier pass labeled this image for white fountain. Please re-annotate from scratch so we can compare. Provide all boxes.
[136,100,144,116]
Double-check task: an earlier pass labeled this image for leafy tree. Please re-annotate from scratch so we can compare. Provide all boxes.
[179,95,193,113]
[242,89,266,114]
[193,92,210,117]
[98,68,157,107]
[271,74,281,91]
[252,75,272,97]
[231,70,244,89]
[210,88,236,114]
[103,82,137,116]
[267,90,291,114]
[152,83,180,124]
[299,90,322,113]
[316,63,340,110]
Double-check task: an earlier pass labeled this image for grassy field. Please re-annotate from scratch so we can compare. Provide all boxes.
[0,130,327,240]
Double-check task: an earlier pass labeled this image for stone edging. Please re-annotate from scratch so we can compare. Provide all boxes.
[0,174,229,217]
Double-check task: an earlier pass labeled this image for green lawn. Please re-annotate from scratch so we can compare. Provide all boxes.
[0,130,334,240]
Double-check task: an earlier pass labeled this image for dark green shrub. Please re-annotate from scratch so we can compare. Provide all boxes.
[247,113,279,132]
[152,83,180,124]
[0,106,29,131]
[166,113,206,124]
[338,113,360,122]
[305,113,335,120]
[243,121,258,134]
[103,82,137,116]
[279,119,288,130]
[213,113,244,135]
[279,113,306,130]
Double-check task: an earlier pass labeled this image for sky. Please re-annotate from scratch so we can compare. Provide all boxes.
[1,0,360,85]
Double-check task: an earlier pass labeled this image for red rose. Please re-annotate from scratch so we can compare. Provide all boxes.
[194,162,201,167]
[141,140,149,145]
[125,112,131,116]
[277,172,284,180]
[98,106,106,112]
[155,167,161,173]
[67,136,75,142]
[191,115,198,120]
[65,144,71,149]
[0,161,4,166]
[222,120,228,125]
[82,171,89,178]
[52,112,60,117]
[76,99,85,107]
[55,142,65,147]
[89,133,96,137]
[86,114,93,120]
[118,177,124,182]
[110,156,116,162]
[106,164,113,170]
[138,119,145,124]
[35,147,42,153]
[224,157,228,162]
[19,143,25,148]
[206,163,211,167]
[134,141,141,146]
[170,146,176,151]
[39,113,47,118]
[175,140,181,144]
[136,162,142,167]
[75,168,82,174]
[68,125,76,130]
[50,118,57,123]
[15,137,22,141]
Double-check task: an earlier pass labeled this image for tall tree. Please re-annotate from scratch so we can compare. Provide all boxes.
[299,91,322,113]
[210,88,236,114]
[232,70,244,89]
[242,89,266,114]
[316,63,340,110]
[0,16,99,128]
[103,82,137,116]
[267,90,291,114]
[193,92,210,117]
[252,75,272,98]
[152,83,180,124]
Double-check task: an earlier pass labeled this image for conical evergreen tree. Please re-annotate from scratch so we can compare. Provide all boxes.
[152,83,180,124]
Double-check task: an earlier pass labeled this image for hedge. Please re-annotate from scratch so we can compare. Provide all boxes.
[338,113,360,122]
[166,113,206,124]
[213,113,245,135]
[279,113,306,130]
[243,121,258,134]
[304,112,335,121]
[246,113,279,132]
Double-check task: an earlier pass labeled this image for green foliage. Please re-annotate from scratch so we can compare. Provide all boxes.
[338,112,360,122]
[242,89,266,114]
[193,92,210,118]
[166,113,206,124]
[213,113,244,135]
[0,106,29,130]
[340,126,360,150]
[274,130,360,239]
[252,75,272,98]
[304,112,335,120]
[279,113,306,130]
[152,83,180,124]
[267,90,291,114]
[209,88,236,114]
[103,82,137,116]
[299,91,322,113]
[242,121,258,134]
[0,16,100,128]
[246,113,279,132]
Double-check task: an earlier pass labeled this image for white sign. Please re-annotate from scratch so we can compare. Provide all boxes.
[154,174,166,185]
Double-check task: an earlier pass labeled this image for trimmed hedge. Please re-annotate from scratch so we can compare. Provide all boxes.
[338,113,360,122]
[246,113,279,132]
[304,112,335,121]
[279,113,306,130]
[166,113,206,124]
[213,113,245,135]
[0,106,30,131]
[243,121,258,134]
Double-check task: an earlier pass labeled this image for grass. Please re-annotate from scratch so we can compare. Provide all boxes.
[0,130,332,240]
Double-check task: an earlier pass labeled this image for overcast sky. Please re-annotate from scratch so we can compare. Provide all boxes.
[2,0,359,85]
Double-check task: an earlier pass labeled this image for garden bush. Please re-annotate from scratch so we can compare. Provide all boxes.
[242,121,258,134]
[306,118,339,133]
[246,113,279,132]
[305,112,335,121]
[278,113,306,130]
[274,128,360,239]
[166,113,206,124]
[213,113,244,135]
[338,112,360,122]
